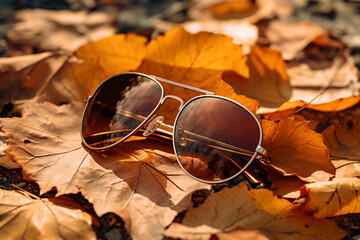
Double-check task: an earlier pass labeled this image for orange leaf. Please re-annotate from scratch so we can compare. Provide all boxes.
[322,121,360,178]
[300,177,360,218]
[0,101,208,240]
[165,183,346,240]
[0,189,96,240]
[223,45,291,108]
[137,26,258,118]
[267,96,360,120]
[261,118,335,182]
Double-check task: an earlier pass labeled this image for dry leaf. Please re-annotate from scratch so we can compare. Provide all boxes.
[137,26,259,118]
[266,21,325,61]
[300,177,360,218]
[71,33,148,97]
[0,101,208,240]
[223,45,291,108]
[188,0,293,23]
[265,166,305,198]
[266,96,360,120]
[322,121,360,178]
[261,118,335,182]
[0,189,96,240]
[165,183,346,240]
[7,9,117,55]
[182,21,258,54]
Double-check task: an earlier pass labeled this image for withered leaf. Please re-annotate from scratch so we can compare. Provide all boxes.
[223,45,292,108]
[300,177,360,218]
[7,9,117,55]
[266,21,325,61]
[0,102,208,240]
[71,33,148,97]
[266,96,360,121]
[137,26,258,119]
[322,121,360,178]
[261,118,335,182]
[165,183,346,240]
[0,189,96,240]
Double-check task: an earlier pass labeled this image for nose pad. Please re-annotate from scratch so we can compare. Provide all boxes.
[176,128,187,147]
[143,116,164,137]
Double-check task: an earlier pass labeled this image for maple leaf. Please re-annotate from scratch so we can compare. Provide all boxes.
[0,188,96,240]
[322,121,360,178]
[165,183,346,240]
[261,118,335,182]
[266,96,360,121]
[137,26,259,116]
[6,9,117,55]
[0,101,208,240]
[223,45,292,108]
[300,177,360,218]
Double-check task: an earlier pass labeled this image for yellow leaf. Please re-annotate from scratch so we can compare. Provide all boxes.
[301,178,360,218]
[0,189,96,240]
[165,183,346,240]
[261,118,335,182]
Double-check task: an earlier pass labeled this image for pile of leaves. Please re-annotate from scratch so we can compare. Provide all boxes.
[0,0,360,239]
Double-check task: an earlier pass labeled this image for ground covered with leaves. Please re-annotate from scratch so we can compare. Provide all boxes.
[1,0,360,239]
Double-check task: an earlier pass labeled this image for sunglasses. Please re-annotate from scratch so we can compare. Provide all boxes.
[81,72,267,184]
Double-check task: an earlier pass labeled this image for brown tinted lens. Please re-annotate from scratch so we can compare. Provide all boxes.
[82,74,163,148]
[174,97,260,182]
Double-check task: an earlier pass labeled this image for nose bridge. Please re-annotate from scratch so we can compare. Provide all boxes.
[160,95,184,110]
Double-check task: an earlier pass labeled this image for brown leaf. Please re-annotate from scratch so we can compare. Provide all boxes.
[261,118,335,182]
[0,189,96,240]
[266,21,325,61]
[265,166,305,199]
[71,33,148,97]
[7,9,117,55]
[300,177,360,218]
[223,45,292,108]
[165,183,346,240]
[266,96,360,121]
[322,121,360,178]
[0,102,208,240]
[137,26,259,117]
[188,0,293,23]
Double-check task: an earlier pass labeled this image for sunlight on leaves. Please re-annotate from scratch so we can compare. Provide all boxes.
[0,189,96,240]
[165,183,346,240]
[261,118,335,182]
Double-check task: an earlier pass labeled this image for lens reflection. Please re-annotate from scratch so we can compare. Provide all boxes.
[82,74,163,148]
[174,97,260,182]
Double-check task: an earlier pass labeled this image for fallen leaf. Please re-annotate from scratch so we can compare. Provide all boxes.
[265,166,305,199]
[165,183,346,240]
[266,96,360,120]
[261,118,335,182]
[266,21,325,61]
[188,0,293,23]
[322,121,360,178]
[137,26,259,118]
[223,45,292,108]
[7,9,117,55]
[0,188,96,240]
[0,101,208,240]
[182,21,258,54]
[71,33,148,97]
[300,177,360,218]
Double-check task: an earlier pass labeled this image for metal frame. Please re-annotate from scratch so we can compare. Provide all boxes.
[81,72,265,184]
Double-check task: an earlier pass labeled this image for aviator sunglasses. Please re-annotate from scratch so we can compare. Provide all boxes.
[81,72,268,184]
